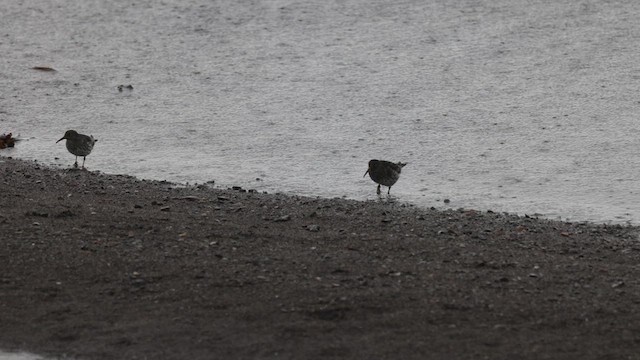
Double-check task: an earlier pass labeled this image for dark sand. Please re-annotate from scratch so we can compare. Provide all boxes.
[1,156,639,359]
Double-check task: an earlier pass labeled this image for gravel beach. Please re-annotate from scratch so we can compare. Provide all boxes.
[1,156,639,359]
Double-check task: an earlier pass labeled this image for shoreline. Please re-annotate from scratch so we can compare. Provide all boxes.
[2,156,640,359]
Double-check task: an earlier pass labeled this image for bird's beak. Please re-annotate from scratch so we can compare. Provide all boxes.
[363,169,369,178]
[56,137,65,143]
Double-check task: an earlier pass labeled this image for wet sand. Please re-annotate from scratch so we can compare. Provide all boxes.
[1,156,639,359]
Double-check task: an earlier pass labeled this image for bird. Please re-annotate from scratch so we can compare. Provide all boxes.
[56,130,97,169]
[364,159,407,195]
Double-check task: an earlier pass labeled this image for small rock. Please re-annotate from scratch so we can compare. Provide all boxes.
[160,206,170,212]
[274,215,291,222]
[26,211,48,217]
[180,196,200,201]
[444,199,451,203]
[306,224,320,232]
[55,210,74,218]
[25,211,49,217]
[612,281,625,288]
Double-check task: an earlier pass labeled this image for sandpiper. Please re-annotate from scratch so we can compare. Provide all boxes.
[56,130,97,169]
[364,159,407,195]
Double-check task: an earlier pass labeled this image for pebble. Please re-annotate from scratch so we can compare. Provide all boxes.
[611,281,625,288]
[26,211,48,217]
[179,196,200,201]
[306,224,320,232]
[274,215,291,222]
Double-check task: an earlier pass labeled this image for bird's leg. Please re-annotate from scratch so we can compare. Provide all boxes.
[73,156,78,168]
[388,186,391,195]
[376,184,381,195]
[82,156,86,169]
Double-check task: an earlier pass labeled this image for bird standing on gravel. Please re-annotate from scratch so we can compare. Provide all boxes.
[364,159,407,195]
[56,130,97,169]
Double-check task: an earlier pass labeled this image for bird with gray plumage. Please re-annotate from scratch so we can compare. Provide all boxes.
[364,159,407,195]
[56,130,97,169]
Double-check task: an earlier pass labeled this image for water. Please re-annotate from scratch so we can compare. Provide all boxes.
[0,352,46,360]
[2,0,640,224]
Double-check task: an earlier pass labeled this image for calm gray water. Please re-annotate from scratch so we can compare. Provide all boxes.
[2,0,640,224]
[0,352,45,360]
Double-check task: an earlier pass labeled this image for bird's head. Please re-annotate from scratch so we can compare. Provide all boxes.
[57,130,78,143]
[363,159,378,177]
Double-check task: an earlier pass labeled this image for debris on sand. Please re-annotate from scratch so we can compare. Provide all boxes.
[117,84,134,92]
[0,133,18,149]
